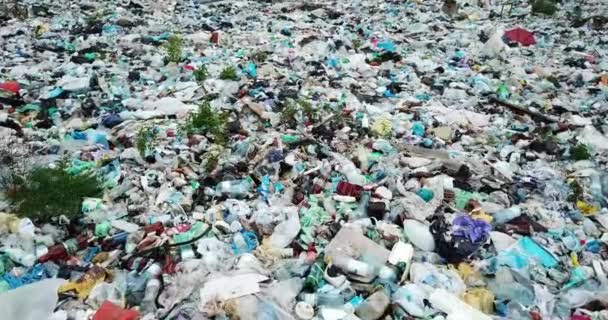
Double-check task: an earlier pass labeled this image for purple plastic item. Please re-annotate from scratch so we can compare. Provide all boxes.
[452,215,491,244]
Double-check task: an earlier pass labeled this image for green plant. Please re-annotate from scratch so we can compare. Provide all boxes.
[531,0,557,16]
[298,98,318,122]
[163,35,183,63]
[86,10,104,23]
[219,66,239,81]
[203,147,223,172]
[571,143,591,161]
[281,99,299,125]
[486,134,499,146]
[8,159,103,222]
[193,65,209,82]
[280,98,318,125]
[136,125,158,157]
[567,179,584,202]
[182,99,228,145]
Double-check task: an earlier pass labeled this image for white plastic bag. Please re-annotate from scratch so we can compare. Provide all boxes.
[0,278,66,320]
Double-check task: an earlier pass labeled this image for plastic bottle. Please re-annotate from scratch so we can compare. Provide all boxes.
[331,254,375,279]
[216,178,253,198]
[336,181,363,198]
[591,173,608,206]
[38,236,86,263]
[257,302,279,320]
[267,209,300,248]
[496,83,510,100]
[492,206,521,225]
[317,292,346,307]
[336,157,367,185]
[403,219,435,252]
[429,288,492,320]
[143,222,165,235]
[355,291,390,320]
[126,263,162,306]
[101,232,129,251]
[38,244,69,263]
[299,292,345,308]
[140,278,161,314]
[351,191,370,219]
[59,266,107,299]
[232,232,248,254]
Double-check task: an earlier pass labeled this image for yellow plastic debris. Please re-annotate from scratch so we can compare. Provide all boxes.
[457,262,484,286]
[58,266,107,299]
[371,118,392,137]
[576,200,598,215]
[471,210,493,223]
[463,287,494,314]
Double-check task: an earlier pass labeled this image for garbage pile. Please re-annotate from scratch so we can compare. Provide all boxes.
[1,0,608,319]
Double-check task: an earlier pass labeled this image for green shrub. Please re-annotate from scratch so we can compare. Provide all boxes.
[219,66,239,81]
[352,38,363,50]
[163,35,183,63]
[281,99,299,124]
[9,159,103,222]
[567,180,583,202]
[182,99,228,145]
[193,65,209,82]
[280,98,318,125]
[136,125,158,157]
[571,143,591,161]
[298,98,318,121]
[532,0,557,16]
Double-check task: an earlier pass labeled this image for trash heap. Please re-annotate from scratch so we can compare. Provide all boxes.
[1,0,608,319]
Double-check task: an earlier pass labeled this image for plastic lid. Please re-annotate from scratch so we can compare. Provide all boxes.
[295,301,315,320]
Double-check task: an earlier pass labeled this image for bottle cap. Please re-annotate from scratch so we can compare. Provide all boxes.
[294,301,314,320]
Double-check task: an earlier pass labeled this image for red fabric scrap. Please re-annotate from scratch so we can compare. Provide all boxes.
[504,28,536,46]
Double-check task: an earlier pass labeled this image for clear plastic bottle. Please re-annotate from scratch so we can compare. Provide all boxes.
[256,302,279,320]
[216,178,253,198]
[332,254,375,279]
[267,209,300,248]
[492,206,521,225]
[317,292,346,307]
[351,191,370,219]
[232,232,248,254]
[591,173,608,206]
[140,278,161,314]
